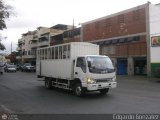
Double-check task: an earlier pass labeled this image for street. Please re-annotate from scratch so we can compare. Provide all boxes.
[0,72,160,114]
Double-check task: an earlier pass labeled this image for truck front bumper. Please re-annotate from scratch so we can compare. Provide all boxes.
[86,82,117,91]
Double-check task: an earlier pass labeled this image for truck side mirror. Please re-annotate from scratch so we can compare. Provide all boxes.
[88,61,91,68]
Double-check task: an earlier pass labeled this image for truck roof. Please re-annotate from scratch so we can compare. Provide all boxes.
[37,42,98,50]
[78,55,109,58]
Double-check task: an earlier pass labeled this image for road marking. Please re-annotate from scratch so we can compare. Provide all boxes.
[0,105,12,113]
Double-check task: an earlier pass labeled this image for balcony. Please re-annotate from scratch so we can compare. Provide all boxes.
[30,43,38,48]
[16,56,22,60]
[38,40,49,47]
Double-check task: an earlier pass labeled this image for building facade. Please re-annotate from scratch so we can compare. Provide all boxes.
[16,2,160,77]
[82,2,160,77]
[16,24,74,65]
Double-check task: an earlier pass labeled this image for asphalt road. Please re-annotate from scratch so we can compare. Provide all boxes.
[0,71,160,114]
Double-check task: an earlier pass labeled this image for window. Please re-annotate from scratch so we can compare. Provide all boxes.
[133,10,140,21]
[85,24,90,32]
[59,46,62,59]
[118,15,124,24]
[76,57,86,73]
[37,50,40,59]
[52,47,55,59]
[67,45,70,58]
[40,49,44,60]
[55,47,58,59]
[63,45,67,59]
[105,18,112,27]
[95,22,100,29]
[44,48,47,59]
[48,48,51,59]
[28,50,31,55]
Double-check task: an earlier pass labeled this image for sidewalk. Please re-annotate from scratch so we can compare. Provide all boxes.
[117,75,160,82]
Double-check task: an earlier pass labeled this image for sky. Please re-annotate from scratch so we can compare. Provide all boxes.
[1,0,160,54]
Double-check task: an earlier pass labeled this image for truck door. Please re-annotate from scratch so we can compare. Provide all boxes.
[74,57,87,80]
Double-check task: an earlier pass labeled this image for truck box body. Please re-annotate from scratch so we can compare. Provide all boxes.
[36,42,117,96]
[37,42,99,79]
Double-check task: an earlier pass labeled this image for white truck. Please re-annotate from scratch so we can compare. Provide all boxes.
[36,42,117,96]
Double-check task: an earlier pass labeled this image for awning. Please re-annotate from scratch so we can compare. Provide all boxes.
[98,41,104,45]
[133,36,140,41]
[104,40,112,45]
[127,37,134,42]
[119,38,126,43]
[112,39,119,44]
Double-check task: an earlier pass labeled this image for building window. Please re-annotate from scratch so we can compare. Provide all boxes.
[85,24,90,31]
[28,50,31,55]
[118,15,124,24]
[105,18,112,27]
[95,22,100,29]
[133,10,140,21]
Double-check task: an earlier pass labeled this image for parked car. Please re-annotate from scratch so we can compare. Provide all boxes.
[4,65,17,72]
[0,62,5,74]
[21,63,36,72]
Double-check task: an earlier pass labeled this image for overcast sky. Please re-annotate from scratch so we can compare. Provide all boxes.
[1,0,160,54]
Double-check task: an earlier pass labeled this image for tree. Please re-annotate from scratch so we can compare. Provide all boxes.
[0,0,13,50]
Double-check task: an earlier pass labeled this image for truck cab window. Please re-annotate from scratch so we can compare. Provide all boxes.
[76,57,86,73]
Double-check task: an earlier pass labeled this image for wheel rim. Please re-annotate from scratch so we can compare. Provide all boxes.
[76,86,82,96]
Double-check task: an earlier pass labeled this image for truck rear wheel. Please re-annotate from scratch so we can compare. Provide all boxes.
[99,88,109,95]
[45,77,52,89]
[74,83,85,97]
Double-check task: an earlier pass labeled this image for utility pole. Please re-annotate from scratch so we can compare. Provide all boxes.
[72,18,75,42]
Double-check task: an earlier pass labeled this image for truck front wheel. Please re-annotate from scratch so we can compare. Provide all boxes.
[99,88,109,95]
[74,83,85,97]
[45,78,52,89]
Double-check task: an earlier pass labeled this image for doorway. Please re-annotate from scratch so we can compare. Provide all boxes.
[117,59,128,75]
[134,57,147,75]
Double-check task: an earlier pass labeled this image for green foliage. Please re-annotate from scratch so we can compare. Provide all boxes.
[0,42,5,50]
[0,0,11,30]
[0,0,12,50]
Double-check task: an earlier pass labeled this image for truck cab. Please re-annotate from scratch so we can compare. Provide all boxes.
[73,55,117,96]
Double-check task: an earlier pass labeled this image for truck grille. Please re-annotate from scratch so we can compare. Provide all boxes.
[95,78,111,83]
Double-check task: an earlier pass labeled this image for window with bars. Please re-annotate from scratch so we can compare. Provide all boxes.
[133,10,140,21]
[38,44,71,60]
[105,18,112,27]
[118,15,124,24]
[95,22,100,29]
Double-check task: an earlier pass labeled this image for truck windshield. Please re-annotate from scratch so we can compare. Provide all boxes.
[87,56,115,74]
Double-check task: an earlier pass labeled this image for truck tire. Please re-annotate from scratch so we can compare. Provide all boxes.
[45,78,52,89]
[99,88,109,95]
[74,83,85,97]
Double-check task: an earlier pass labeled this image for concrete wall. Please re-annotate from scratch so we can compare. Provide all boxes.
[149,3,160,77]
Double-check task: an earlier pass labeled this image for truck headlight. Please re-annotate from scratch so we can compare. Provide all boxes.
[87,78,96,84]
[111,76,116,82]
